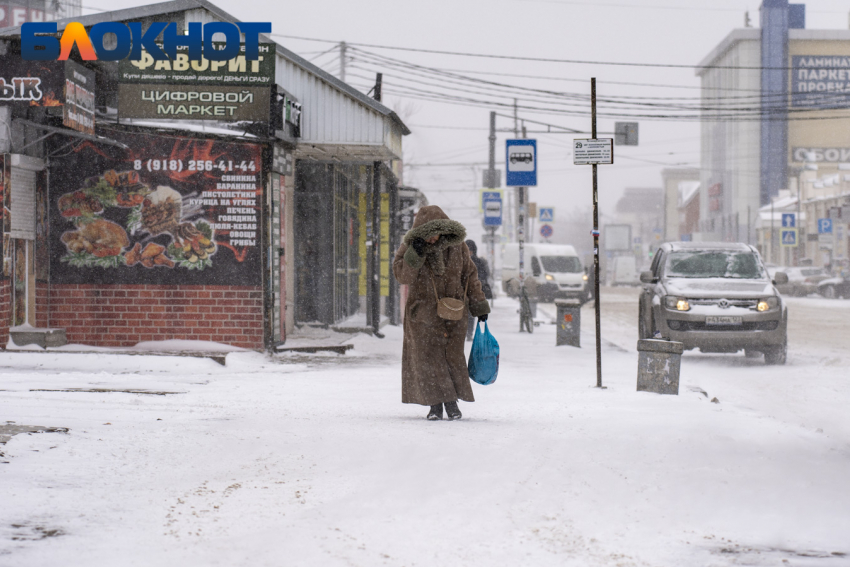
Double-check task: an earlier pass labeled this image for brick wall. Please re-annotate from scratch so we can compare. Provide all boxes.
[49,284,264,349]
[0,279,9,346]
[36,281,49,329]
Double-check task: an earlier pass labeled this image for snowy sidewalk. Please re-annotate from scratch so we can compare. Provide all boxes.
[0,294,848,566]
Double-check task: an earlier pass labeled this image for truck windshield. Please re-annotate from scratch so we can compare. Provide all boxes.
[664,251,766,279]
[541,256,582,273]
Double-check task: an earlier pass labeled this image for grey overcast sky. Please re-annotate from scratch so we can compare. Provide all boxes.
[84,0,850,241]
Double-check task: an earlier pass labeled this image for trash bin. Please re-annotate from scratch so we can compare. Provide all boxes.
[555,299,581,347]
[636,339,684,395]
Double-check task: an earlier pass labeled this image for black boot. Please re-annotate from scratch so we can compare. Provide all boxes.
[427,404,443,421]
[445,401,462,421]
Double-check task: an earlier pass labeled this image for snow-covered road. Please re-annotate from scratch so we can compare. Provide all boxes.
[1,288,848,566]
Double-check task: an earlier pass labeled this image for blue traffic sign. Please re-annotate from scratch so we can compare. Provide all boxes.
[540,224,553,239]
[780,228,798,247]
[781,213,796,228]
[818,218,833,234]
[505,139,537,187]
[539,207,554,223]
[482,191,502,227]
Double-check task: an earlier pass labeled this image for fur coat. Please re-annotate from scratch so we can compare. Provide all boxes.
[392,206,491,406]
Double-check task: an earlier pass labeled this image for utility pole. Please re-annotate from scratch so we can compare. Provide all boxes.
[591,78,603,389]
[487,111,498,295]
[517,107,526,290]
[369,73,384,338]
[339,41,347,82]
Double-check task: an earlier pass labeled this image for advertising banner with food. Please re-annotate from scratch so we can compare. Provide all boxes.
[49,131,263,286]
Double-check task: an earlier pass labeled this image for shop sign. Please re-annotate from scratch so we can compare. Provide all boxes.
[118,84,270,122]
[0,4,56,29]
[0,59,65,108]
[63,60,95,135]
[791,56,850,108]
[49,131,263,286]
[118,43,276,85]
[792,147,850,163]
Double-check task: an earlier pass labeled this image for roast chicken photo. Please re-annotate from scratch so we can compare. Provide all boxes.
[61,219,130,258]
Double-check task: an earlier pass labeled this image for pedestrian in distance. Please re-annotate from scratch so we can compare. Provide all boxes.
[392,206,491,421]
[465,239,493,341]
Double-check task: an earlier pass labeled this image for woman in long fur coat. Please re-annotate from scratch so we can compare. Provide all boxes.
[392,206,491,421]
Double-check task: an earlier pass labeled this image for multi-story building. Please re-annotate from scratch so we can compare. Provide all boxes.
[696,1,850,267]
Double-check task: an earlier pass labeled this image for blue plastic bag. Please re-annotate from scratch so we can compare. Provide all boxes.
[468,321,500,385]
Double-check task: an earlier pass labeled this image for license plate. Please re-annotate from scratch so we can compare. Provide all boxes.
[705,316,742,326]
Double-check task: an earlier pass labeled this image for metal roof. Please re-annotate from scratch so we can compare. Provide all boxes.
[0,0,410,136]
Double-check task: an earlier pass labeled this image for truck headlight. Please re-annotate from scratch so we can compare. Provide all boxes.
[757,297,779,312]
[582,274,588,281]
[545,274,555,281]
[664,296,690,311]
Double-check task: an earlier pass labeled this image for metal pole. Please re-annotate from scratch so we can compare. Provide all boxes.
[771,196,775,264]
[591,77,603,389]
[370,79,383,338]
[371,162,383,337]
[487,111,497,296]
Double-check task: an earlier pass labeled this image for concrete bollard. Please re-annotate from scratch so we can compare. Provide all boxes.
[555,299,581,348]
[636,339,684,395]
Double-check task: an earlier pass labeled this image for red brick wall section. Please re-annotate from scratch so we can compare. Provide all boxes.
[36,281,49,329]
[49,285,264,349]
[0,279,9,347]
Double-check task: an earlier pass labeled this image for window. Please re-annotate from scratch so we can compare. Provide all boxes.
[531,256,541,277]
[540,256,582,273]
[664,251,766,279]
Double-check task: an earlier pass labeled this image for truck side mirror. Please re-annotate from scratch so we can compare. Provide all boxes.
[639,271,657,284]
[773,271,789,285]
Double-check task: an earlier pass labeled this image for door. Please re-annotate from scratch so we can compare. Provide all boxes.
[10,164,38,328]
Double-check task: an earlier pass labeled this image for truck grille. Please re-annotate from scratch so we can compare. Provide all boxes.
[688,298,759,308]
[671,320,779,332]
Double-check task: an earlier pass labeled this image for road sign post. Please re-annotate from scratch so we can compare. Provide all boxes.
[507,138,537,331]
[574,78,614,390]
[781,213,796,228]
[780,228,798,247]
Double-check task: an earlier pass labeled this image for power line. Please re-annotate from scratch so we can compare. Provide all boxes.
[348,49,824,111]
[269,33,816,71]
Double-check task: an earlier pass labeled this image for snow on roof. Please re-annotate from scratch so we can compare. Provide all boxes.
[678,181,700,207]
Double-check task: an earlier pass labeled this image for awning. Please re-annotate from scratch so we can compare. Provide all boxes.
[15,119,129,150]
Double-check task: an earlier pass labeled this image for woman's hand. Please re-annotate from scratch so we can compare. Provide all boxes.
[411,237,427,255]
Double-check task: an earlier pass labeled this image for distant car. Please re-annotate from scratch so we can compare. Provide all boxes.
[817,277,850,299]
[639,242,788,365]
[769,267,830,296]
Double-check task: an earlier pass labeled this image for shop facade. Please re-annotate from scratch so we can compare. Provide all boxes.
[0,0,408,350]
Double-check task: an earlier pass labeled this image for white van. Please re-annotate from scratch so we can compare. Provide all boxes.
[611,256,638,286]
[502,243,589,302]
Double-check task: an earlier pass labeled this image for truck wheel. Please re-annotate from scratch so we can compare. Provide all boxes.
[764,340,787,365]
[823,285,837,299]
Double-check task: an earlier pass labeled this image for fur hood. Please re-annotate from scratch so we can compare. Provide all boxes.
[403,206,466,248]
[402,206,467,274]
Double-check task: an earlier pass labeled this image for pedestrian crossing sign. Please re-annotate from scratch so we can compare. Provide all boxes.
[539,207,554,223]
[780,228,798,247]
